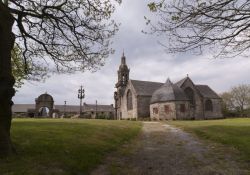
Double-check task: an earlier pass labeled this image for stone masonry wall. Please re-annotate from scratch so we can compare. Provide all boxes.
[150,101,190,120]
[175,101,190,120]
[179,79,204,119]
[137,96,151,119]
[204,98,223,119]
[120,81,138,119]
[150,102,176,120]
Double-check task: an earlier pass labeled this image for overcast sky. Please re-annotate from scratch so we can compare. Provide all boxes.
[13,0,250,105]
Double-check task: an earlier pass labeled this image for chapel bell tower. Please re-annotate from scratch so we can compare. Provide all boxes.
[114,52,129,119]
[115,52,129,89]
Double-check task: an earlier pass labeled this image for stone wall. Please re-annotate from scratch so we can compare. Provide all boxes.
[119,81,138,119]
[175,101,190,120]
[150,101,190,120]
[179,79,204,119]
[204,98,223,119]
[150,102,176,120]
[137,96,151,119]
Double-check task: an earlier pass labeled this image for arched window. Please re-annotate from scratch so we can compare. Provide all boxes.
[205,99,213,111]
[184,87,195,107]
[127,90,133,110]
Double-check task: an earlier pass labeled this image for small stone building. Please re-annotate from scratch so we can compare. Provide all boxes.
[114,53,223,120]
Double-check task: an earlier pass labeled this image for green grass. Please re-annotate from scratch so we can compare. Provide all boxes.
[0,119,142,175]
[167,118,250,162]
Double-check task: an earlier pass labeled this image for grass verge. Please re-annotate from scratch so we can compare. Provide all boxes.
[0,119,142,175]
[167,118,250,162]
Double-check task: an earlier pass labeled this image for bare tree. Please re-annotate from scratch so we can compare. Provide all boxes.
[0,0,120,157]
[146,0,250,58]
[221,84,250,116]
[231,84,250,112]
[221,92,235,111]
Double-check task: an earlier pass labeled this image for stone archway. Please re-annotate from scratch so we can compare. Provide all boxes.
[35,93,54,118]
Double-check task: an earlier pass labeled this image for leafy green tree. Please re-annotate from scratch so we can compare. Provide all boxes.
[11,46,27,88]
[11,45,47,88]
[0,0,120,157]
[146,0,250,58]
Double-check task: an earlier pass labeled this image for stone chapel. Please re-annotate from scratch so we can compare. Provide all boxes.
[114,53,223,120]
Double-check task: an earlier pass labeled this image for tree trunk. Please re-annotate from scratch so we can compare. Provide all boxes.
[0,2,16,157]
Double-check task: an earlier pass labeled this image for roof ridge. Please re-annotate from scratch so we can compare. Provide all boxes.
[130,79,163,84]
[175,77,188,86]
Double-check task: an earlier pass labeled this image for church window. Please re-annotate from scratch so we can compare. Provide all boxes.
[164,105,170,114]
[184,87,195,107]
[127,90,133,110]
[205,99,213,111]
[180,104,186,113]
[153,108,158,114]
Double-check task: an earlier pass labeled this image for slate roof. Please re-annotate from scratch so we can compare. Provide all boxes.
[12,104,35,113]
[151,79,189,104]
[130,77,220,100]
[12,103,114,113]
[83,103,114,112]
[196,85,220,99]
[175,77,188,87]
[54,105,79,112]
[54,104,114,112]
[130,80,163,96]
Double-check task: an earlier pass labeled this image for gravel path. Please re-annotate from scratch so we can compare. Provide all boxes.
[91,122,249,175]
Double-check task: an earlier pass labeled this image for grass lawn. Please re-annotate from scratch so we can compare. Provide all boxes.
[167,118,250,162]
[0,119,142,175]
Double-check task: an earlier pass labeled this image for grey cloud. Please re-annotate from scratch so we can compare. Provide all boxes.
[13,0,250,106]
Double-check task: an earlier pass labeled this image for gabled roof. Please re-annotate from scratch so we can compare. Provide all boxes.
[196,85,220,99]
[130,79,163,96]
[175,77,188,87]
[151,79,189,104]
[130,77,220,100]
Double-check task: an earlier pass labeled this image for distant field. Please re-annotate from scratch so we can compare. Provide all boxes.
[0,119,142,175]
[168,118,250,162]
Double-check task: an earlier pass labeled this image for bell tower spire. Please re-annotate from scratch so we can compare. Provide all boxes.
[116,52,129,88]
[121,52,126,65]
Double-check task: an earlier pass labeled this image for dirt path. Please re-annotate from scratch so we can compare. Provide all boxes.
[91,122,249,175]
